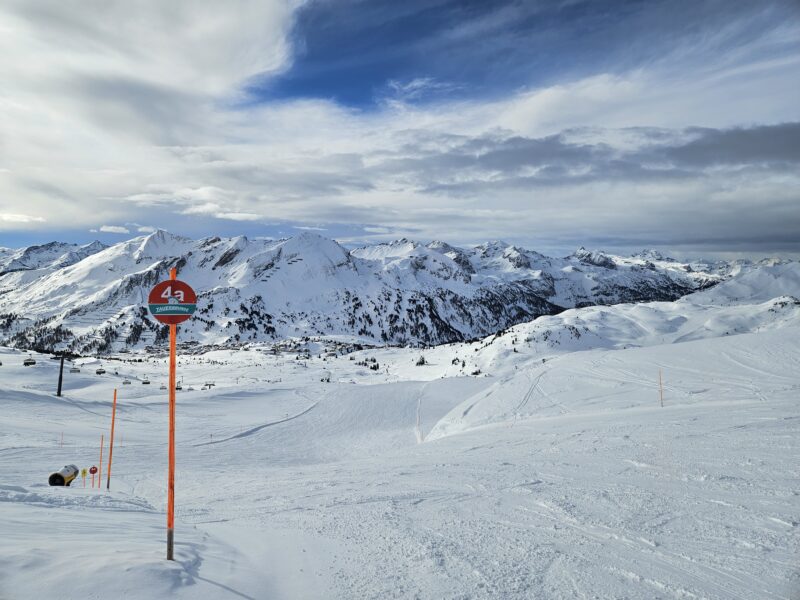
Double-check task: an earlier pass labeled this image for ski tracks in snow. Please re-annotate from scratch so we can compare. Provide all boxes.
[414,382,431,444]
[193,399,318,446]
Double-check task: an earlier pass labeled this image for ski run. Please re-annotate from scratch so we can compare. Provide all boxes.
[0,258,798,599]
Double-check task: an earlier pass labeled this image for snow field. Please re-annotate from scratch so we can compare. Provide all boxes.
[1,324,798,598]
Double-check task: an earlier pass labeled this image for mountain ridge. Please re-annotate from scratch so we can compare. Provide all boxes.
[0,230,763,354]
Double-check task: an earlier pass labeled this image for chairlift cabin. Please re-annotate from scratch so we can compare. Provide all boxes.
[96,367,106,375]
[23,357,36,366]
[122,379,131,385]
[159,384,167,390]
[70,367,80,373]
[142,377,151,385]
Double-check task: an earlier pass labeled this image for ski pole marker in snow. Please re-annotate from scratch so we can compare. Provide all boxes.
[147,268,196,561]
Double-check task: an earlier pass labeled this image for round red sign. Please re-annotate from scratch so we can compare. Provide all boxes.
[148,279,197,325]
[89,466,98,474]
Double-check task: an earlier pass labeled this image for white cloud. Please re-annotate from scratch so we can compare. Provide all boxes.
[214,212,262,222]
[98,225,130,234]
[0,213,45,223]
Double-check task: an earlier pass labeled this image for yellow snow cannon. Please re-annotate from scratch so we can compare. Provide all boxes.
[48,464,79,486]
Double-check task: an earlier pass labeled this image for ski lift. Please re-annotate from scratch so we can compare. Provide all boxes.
[175,383,182,391]
[23,357,36,367]
[95,367,106,375]
[159,383,166,390]
[122,379,131,385]
[70,367,80,373]
[142,377,151,385]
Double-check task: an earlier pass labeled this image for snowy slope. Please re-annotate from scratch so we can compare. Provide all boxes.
[1,264,798,598]
[0,325,797,598]
[327,262,800,387]
[0,231,729,353]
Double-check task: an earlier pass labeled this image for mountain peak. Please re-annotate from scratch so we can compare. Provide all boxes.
[632,248,676,262]
[572,247,617,269]
[133,229,192,261]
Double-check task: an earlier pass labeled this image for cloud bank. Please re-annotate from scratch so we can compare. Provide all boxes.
[0,0,798,256]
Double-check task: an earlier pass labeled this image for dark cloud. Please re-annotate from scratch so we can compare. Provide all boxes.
[358,123,800,195]
[665,122,800,166]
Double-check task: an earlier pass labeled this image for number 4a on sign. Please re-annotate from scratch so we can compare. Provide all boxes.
[161,286,185,303]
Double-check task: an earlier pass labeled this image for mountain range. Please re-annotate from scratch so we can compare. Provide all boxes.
[0,230,782,354]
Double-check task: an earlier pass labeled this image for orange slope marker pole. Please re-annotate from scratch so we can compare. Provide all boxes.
[106,389,118,490]
[167,267,177,561]
[98,434,104,489]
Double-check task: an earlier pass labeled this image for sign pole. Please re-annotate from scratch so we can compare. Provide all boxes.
[167,268,177,561]
[106,389,118,490]
[56,354,64,397]
[147,266,195,561]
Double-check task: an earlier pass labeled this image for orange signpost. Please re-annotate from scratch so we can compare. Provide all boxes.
[106,389,118,489]
[148,267,196,561]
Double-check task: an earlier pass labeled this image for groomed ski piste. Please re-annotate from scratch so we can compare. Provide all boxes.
[1,264,798,599]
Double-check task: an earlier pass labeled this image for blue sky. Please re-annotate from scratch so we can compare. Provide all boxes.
[0,0,798,257]
[258,0,795,108]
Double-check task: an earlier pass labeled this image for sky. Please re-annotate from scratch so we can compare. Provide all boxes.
[0,0,798,258]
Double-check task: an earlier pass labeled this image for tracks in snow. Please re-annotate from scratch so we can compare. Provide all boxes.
[414,382,430,444]
[193,401,318,447]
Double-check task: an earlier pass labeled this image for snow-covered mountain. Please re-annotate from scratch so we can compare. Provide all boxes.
[0,230,752,353]
[0,241,107,285]
[366,261,800,387]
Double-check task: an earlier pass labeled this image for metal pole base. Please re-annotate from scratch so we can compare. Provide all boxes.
[167,528,174,560]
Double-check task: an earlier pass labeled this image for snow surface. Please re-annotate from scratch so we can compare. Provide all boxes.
[0,265,798,599]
